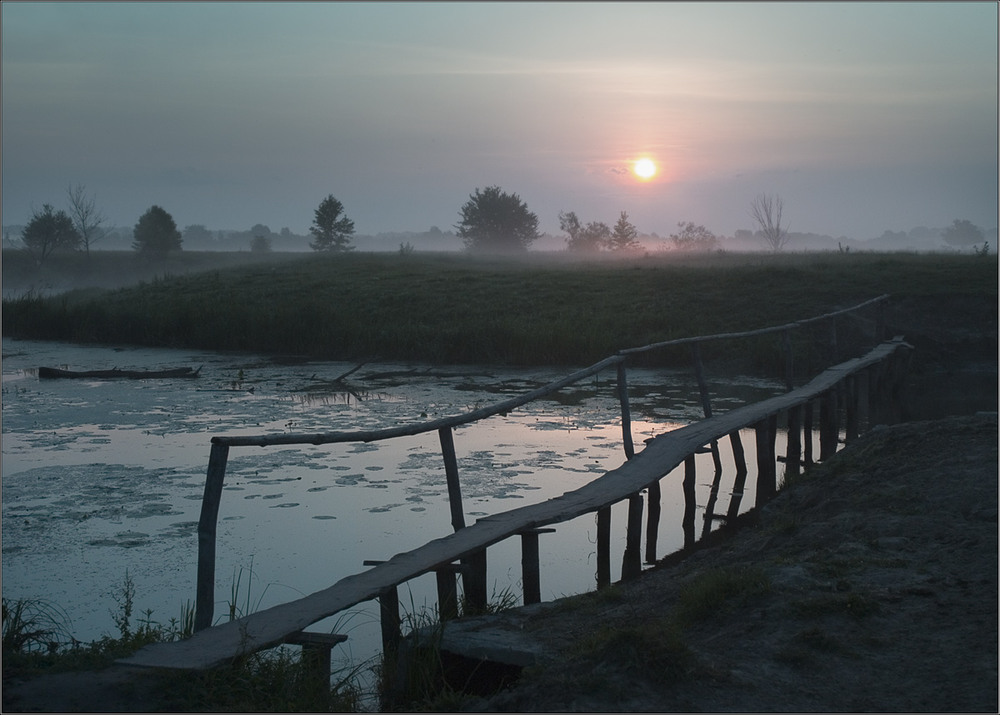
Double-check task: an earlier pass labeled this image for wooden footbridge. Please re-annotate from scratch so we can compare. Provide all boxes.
[119,295,910,678]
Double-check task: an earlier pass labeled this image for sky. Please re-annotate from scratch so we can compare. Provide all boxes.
[2,1,997,241]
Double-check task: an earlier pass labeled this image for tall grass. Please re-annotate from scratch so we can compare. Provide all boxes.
[3,250,996,369]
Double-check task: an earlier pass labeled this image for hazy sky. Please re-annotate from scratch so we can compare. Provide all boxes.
[2,2,997,240]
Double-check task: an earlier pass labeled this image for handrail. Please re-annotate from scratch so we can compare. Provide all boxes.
[185,294,890,633]
[213,354,625,448]
[119,336,910,672]
[618,294,888,355]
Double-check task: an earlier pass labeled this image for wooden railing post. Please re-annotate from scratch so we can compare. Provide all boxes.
[616,360,635,460]
[596,507,611,590]
[438,426,466,532]
[196,442,230,632]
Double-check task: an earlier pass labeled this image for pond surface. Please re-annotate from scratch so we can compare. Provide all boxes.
[2,338,787,687]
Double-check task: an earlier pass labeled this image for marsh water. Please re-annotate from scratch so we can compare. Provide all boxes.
[2,338,790,682]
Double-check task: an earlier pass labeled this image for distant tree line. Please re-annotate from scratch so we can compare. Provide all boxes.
[10,183,993,262]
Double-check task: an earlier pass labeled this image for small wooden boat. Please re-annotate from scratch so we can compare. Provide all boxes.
[38,366,202,380]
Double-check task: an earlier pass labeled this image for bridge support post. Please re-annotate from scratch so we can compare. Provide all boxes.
[682,455,697,549]
[520,528,556,605]
[644,481,661,564]
[379,585,401,658]
[461,550,488,613]
[785,405,802,480]
[435,566,460,621]
[621,493,644,580]
[755,417,777,506]
[596,507,611,589]
[196,442,230,632]
[819,389,839,460]
[726,431,749,523]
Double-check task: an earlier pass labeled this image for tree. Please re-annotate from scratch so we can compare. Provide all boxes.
[749,193,789,253]
[133,205,182,257]
[455,185,540,252]
[21,204,81,267]
[250,234,272,252]
[66,184,107,258]
[609,212,642,252]
[560,211,610,253]
[942,219,984,248]
[309,195,355,252]
[670,221,719,252]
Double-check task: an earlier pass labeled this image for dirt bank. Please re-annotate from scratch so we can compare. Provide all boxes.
[468,412,997,712]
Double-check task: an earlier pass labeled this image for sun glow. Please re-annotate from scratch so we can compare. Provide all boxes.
[633,157,657,180]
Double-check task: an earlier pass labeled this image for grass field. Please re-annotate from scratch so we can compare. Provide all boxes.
[3,249,996,371]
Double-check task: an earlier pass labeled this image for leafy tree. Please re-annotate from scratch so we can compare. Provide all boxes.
[66,184,107,258]
[942,219,984,247]
[749,193,789,253]
[21,204,81,267]
[182,224,214,247]
[456,185,540,252]
[309,195,355,252]
[609,211,641,252]
[560,211,610,253]
[133,205,182,257]
[670,221,719,252]
[250,234,272,252]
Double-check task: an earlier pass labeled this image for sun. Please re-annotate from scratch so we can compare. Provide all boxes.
[633,157,657,180]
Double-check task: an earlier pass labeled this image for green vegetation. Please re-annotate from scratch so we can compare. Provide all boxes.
[4,250,995,370]
[2,574,362,712]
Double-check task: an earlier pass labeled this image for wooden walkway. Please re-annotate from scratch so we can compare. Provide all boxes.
[119,335,909,672]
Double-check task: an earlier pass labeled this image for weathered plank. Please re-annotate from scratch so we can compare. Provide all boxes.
[120,337,909,672]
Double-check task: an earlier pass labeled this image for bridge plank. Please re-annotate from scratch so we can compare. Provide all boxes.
[119,338,907,672]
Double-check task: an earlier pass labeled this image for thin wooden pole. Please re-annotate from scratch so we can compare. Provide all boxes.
[644,481,661,564]
[196,442,229,632]
[621,493,644,580]
[682,454,696,549]
[616,361,635,460]
[819,388,839,460]
[691,341,722,473]
[438,426,466,532]
[782,327,795,390]
[785,405,802,480]
[596,507,611,590]
[755,419,776,506]
[726,431,748,523]
[803,400,814,467]
[845,375,860,443]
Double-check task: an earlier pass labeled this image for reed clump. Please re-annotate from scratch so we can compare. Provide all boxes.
[3,250,996,370]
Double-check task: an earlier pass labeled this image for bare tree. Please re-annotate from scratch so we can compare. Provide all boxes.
[749,193,789,253]
[66,184,107,258]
